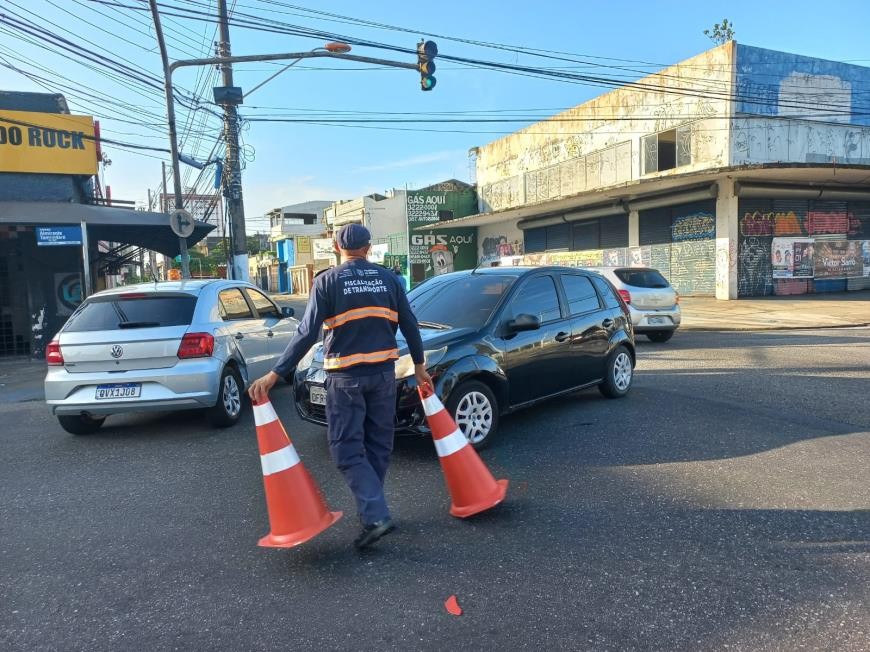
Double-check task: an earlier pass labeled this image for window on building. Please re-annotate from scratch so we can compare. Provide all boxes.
[642,125,692,174]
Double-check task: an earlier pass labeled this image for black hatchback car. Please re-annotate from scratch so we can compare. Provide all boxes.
[294,266,636,449]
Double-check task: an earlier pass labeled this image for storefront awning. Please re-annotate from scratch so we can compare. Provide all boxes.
[0,201,214,256]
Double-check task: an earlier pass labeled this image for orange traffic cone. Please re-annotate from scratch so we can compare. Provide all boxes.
[252,399,342,547]
[418,386,508,518]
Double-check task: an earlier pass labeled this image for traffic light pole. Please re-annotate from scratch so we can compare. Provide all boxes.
[152,13,424,280]
[148,0,191,279]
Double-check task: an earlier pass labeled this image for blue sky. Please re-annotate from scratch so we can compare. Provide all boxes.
[2,0,870,232]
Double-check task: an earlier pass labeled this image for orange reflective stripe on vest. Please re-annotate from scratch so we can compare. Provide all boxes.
[323,306,399,331]
[323,348,400,370]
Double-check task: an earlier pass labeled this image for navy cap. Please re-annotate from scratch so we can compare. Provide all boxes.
[336,223,371,250]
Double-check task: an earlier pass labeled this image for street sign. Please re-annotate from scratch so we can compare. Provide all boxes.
[169,208,195,238]
[36,225,82,246]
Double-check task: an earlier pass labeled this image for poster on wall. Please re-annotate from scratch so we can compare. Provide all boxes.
[628,246,651,267]
[368,243,389,264]
[862,241,870,277]
[312,238,335,261]
[814,241,861,279]
[772,238,814,278]
[479,235,522,265]
[792,240,815,278]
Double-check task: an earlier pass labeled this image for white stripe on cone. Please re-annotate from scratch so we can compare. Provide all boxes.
[260,444,301,476]
[433,428,468,458]
[421,393,443,417]
[253,401,279,426]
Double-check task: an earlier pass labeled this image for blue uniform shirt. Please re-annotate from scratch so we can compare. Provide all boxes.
[273,258,425,378]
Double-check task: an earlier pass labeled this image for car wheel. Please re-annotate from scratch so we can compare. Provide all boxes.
[646,330,674,343]
[599,345,633,398]
[207,366,245,427]
[446,380,499,450]
[58,414,105,435]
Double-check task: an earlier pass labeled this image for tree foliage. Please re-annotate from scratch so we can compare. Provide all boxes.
[704,19,735,45]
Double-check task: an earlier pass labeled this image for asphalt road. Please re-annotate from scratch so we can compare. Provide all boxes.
[2,329,869,651]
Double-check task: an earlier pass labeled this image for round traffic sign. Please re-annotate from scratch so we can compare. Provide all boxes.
[169,208,195,238]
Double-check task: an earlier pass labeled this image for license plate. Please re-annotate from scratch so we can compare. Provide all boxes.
[309,385,327,406]
[95,383,141,400]
[647,316,670,325]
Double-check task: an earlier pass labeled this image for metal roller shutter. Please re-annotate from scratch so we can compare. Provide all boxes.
[639,208,672,245]
[524,226,546,253]
[571,220,600,250]
[546,223,571,251]
[599,214,629,248]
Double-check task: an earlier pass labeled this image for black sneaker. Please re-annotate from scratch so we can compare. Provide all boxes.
[353,518,396,549]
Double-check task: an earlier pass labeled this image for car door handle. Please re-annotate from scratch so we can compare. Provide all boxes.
[266,330,274,337]
[555,331,570,343]
[234,333,244,340]
[602,319,614,328]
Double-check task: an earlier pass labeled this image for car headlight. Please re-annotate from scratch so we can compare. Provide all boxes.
[395,346,447,380]
[297,343,321,372]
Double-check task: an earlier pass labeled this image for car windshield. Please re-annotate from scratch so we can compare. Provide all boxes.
[64,293,197,332]
[614,268,670,289]
[409,275,516,329]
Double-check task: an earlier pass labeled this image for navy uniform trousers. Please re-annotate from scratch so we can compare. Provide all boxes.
[324,368,397,525]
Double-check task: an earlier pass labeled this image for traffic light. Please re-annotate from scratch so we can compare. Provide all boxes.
[417,40,437,91]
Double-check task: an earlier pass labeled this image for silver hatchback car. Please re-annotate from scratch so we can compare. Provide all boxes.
[44,280,298,434]
[586,267,681,342]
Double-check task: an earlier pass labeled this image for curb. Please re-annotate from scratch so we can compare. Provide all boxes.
[680,322,870,332]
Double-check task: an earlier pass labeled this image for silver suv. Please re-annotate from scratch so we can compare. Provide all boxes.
[44,280,298,434]
[586,267,681,342]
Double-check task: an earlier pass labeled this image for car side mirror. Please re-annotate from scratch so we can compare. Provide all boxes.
[506,313,541,333]
[281,306,295,319]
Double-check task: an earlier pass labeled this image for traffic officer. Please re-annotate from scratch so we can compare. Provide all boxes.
[249,224,431,549]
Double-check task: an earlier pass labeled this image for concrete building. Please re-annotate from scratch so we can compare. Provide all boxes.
[433,43,870,298]
[324,181,479,286]
[267,200,332,293]
[0,91,212,357]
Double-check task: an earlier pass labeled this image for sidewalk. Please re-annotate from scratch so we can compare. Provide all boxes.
[0,357,46,404]
[680,291,870,330]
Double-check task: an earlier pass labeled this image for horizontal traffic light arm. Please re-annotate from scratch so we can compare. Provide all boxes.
[169,51,419,74]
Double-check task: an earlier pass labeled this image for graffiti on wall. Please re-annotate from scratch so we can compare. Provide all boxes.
[738,236,774,296]
[669,240,716,295]
[672,212,715,241]
[480,235,522,265]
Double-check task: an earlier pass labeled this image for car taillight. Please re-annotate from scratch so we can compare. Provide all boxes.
[177,332,214,359]
[675,293,680,304]
[46,338,64,366]
[618,289,631,304]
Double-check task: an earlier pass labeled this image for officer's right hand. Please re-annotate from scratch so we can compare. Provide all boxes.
[248,371,280,403]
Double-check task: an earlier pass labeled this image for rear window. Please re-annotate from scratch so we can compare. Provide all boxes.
[614,268,670,288]
[64,294,197,332]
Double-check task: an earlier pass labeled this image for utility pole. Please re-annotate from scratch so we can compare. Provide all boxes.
[149,0,191,279]
[217,0,247,281]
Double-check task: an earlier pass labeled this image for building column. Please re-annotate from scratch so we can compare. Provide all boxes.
[628,209,640,247]
[715,178,739,300]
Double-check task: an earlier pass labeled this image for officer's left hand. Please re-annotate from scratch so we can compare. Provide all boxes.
[414,364,433,393]
[249,371,280,403]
